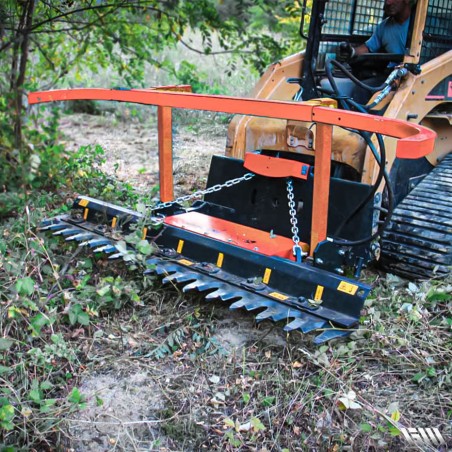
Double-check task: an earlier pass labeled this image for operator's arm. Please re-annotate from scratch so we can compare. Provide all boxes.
[354,44,370,56]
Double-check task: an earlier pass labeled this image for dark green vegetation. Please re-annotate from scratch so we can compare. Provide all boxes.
[1,0,300,215]
[0,1,451,450]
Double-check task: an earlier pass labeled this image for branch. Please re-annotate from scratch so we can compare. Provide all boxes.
[178,37,253,56]
[0,0,166,53]
[30,36,55,70]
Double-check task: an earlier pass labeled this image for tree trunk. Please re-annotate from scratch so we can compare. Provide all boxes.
[12,0,35,150]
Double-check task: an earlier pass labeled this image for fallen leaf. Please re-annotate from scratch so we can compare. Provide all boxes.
[209,375,220,384]
[238,421,252,432]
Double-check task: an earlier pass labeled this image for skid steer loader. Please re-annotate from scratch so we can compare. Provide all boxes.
[227,0,451,280]
[29,0,449,343]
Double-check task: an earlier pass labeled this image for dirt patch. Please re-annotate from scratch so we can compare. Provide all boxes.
[214,314,288,352]
[58,112,228,195]
[67,372,168,451]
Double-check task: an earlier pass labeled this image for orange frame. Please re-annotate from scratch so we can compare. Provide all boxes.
[28,87,436,254]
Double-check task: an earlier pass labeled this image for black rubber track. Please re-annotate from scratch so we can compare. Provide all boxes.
[380,154,452,280]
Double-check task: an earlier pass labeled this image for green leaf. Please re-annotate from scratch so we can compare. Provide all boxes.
[224,417,235,428]
[426,288,451,302]
[96,285,111,297]
[250,417,266,432]
[16,277,35,296]
[412,372,425,383]
[76,274,91,289]
[389,426,401,436]
[136,240,154,256]
[360,423,372,433]
[40,381,53,391]
[0,338,13,351]
[68,304,82,325]
[0,365,12,375]
[0,404,14,420]
[68,387,82,404]
[242,392,250,404]
[30,313,49,334]
[77,311,90,326]
[261,396,275,407]
[0,404,15,430]
[29,389,42,403]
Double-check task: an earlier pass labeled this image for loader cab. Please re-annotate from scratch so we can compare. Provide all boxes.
[226,0,451,179]
[300,0,451,104]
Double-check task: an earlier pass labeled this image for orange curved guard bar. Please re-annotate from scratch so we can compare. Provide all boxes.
[28,88,436,158]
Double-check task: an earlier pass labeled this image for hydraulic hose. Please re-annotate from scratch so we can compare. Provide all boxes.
[329,97,394,246]
[316,73,395,246]
[328,166,394,247]
[333,98,386,236]
[365,67,408,110]
[329,59,387,93]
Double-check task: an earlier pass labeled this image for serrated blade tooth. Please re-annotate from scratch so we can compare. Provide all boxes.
[53,227,80,236]
[93,245,117,253]
[283,314,326,333]
[229,294,263,310]
[182,279,220,293]
[255,308,277,321]
[80,237,109,247]
[255,305,289,322]
[39,223,66,231]
[314,329,351,344]
[155,265,180,276]
[162,272,196,284]
[39,219,54,227]
[205,285,241,301]
[232,296,269,312]
[65,232,94,242]
[229,298,247,309]
[283,318,306,332]
[108,252,125,260]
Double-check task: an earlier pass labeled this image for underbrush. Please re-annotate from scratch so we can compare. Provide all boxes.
[1,177,450,449]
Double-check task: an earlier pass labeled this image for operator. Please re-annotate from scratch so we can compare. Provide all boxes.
[337,0,413,104]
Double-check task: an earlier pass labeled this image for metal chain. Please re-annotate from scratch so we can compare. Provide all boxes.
[286,178,303,262]
[153,172,255,210]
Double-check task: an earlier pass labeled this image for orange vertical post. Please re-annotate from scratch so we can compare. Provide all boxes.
[310,123,333,255]
[158,105,174,202]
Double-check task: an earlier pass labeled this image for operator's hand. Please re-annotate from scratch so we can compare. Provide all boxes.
[336,42,355,62]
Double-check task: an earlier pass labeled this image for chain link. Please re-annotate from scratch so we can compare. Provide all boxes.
[150,174,304,262]
[151,172,255,210]
[286,178,304,262]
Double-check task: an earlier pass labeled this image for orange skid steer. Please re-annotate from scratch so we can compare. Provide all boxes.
[29,88,436,343]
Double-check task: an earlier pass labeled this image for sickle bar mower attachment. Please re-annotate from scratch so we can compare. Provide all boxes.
[30,87,436,344]
[40,189,371,344]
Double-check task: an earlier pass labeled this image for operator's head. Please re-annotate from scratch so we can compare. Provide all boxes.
[384,0,412,22]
